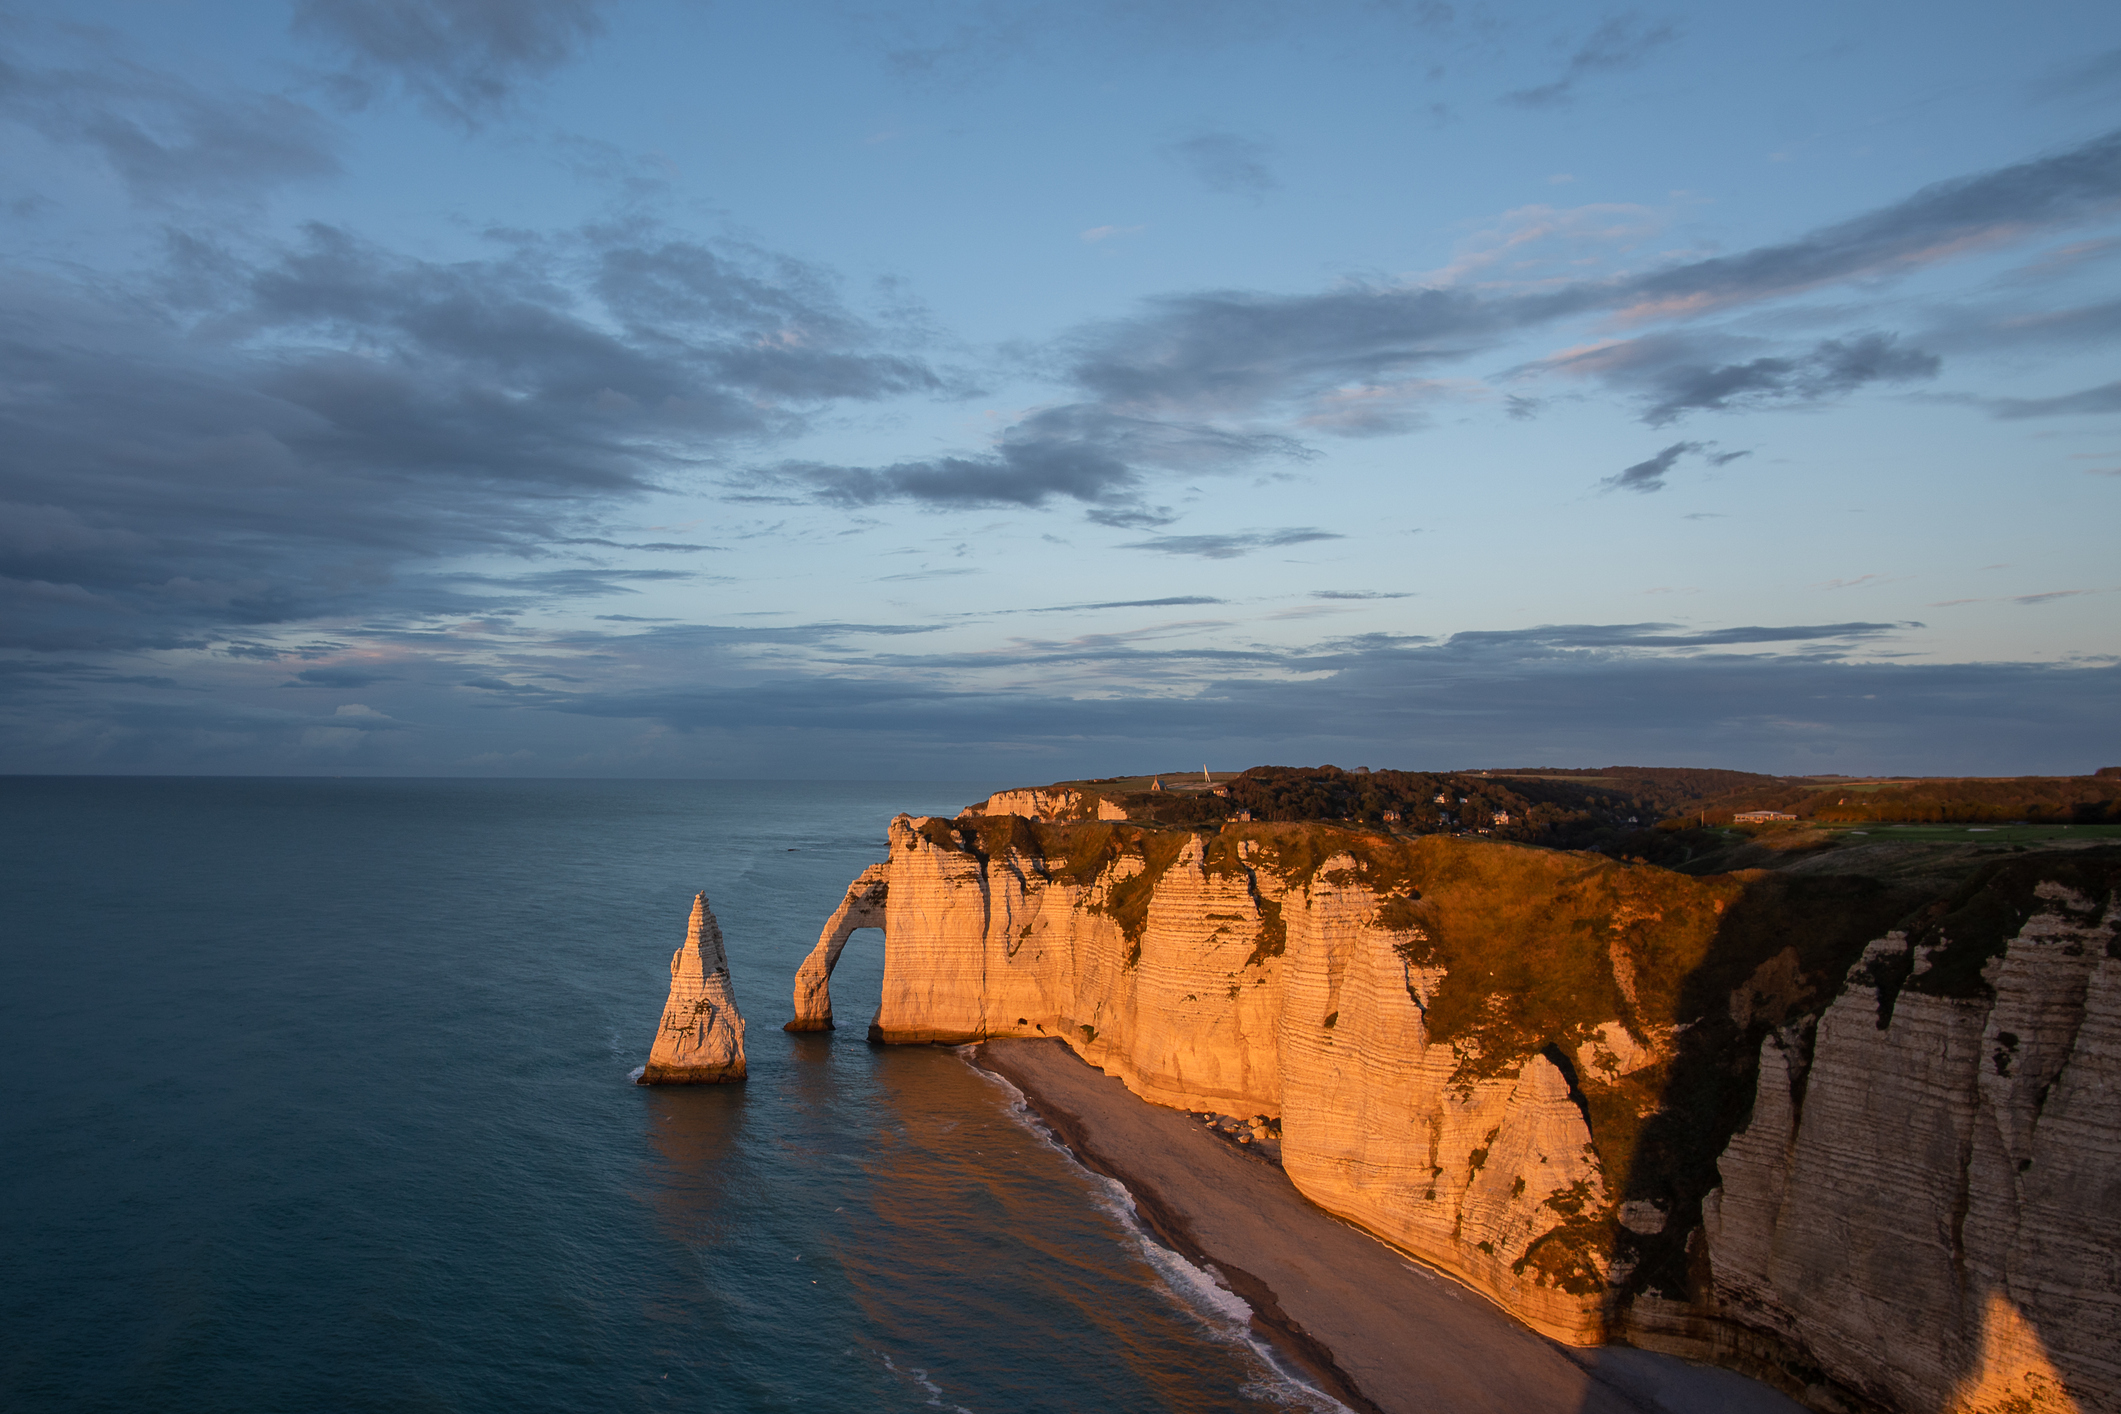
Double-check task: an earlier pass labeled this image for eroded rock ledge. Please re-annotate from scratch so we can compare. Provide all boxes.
[799,810,2120,1414]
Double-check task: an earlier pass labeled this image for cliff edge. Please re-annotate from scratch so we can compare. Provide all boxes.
[795,811,2120,1413]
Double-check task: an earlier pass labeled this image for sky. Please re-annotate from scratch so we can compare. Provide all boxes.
[2,0,2119,779]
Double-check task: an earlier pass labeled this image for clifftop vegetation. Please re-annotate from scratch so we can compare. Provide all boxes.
[1027,764,2121,859]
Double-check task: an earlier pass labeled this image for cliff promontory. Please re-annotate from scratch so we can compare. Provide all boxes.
[794,803,2119,1413]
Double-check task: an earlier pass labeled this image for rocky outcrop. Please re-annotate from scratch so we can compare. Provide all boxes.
[801,811,2121,1412]
[786,864,887,1031]
[967,787,1129,821]
[640,892,747,1084]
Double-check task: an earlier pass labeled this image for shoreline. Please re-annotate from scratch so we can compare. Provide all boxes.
[969,1037,1805,1414]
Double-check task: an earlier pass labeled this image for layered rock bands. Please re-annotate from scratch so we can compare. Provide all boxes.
[792,810,2121,1414]
[640,892,747,1084]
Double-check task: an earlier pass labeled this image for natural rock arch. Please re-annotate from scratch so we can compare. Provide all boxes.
[784,864,888,1031]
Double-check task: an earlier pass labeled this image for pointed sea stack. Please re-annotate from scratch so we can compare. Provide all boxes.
[639,892,747,1084]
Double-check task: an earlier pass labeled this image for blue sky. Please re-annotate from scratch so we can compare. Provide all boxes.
[3,0,2118,777]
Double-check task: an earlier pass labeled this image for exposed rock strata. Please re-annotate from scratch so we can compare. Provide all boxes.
[1705,883,2120,1414]
[801,812,2120,1413]
[967,787,1129,822]
[640,892,747,1084]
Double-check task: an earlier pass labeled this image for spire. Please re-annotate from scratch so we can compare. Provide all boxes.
[639,891,747,1084]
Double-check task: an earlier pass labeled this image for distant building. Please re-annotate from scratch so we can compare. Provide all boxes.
[1733,810,1798,823]
[1382,811,1401,823]
[1149,777,1163,792]
[1234,810,1252,822]
[1212,786,1229,797]
[1434,793,1447,804]
[1492,811,1512,826]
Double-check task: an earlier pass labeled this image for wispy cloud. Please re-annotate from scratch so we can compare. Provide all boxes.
[1163,131,1278,196]
[1544,332,1941,425]
[292,0,613,125]
[1601,440,1746,492]
[1501,15,1682,109]
[1989,378,2121,419]
[1116,528,1344,559]
[0,26,340,204]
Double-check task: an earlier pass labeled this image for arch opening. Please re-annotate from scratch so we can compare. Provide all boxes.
[785,864,888,1031]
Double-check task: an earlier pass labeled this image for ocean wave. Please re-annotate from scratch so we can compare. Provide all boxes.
[962,1050,1350,1413]
[879,1351,975,1414]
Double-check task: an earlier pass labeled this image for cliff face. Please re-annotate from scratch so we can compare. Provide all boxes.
[799,814,2120,1413]
[1704,879,2120,1414]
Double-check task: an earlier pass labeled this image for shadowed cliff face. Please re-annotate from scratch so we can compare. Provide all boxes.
[797,816,2120,1413]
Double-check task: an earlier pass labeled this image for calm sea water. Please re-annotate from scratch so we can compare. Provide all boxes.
[1,778,1338,1413]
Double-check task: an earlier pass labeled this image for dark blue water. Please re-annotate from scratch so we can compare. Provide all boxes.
[2,778,1329,1413]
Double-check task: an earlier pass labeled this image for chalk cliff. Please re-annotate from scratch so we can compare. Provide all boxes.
[640,892,747,1084]
[799,812,2120,1413]
[787,864,887,1031]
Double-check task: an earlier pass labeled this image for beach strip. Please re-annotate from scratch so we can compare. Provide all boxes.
[970,1037,1804,1414]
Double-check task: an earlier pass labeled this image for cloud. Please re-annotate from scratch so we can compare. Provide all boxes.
[1084,506,1180,530]
[1019,596,1228,613]
[1081,224,1146,242]
[0,31,340,203]
[1435,621,1907,651]
[292,0,612,124]
[2050,46,2121,98]
[0,219,941,651]
[1164,132,1279,196]
[774,129,2121,522]
[284,666,399,688]
[1057,130,2121,421]
[1420,202,1668,290]
[1613,128,2121,318]
[1990,378,2121,419]
[1502,15,1682,109]
[1116,528,1344,559]
[753,405,1308,511]
[1548,332,1941,424]
[1605,442,1696,492]
[1313,591,1413,600]
[5,605,2102,778]
[1602,440,1749,492]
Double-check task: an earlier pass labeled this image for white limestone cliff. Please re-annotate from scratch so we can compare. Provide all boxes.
[640,892,747,1084]
[797,812,2121,1412]
[802,816,1629,1342]
[786,864,887,1031]
[967,787,1129,821]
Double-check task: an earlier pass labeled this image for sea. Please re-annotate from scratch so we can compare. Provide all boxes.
[1,778,1342,1413]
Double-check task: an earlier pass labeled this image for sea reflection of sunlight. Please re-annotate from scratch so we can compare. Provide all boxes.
[643,1084,750,1249]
